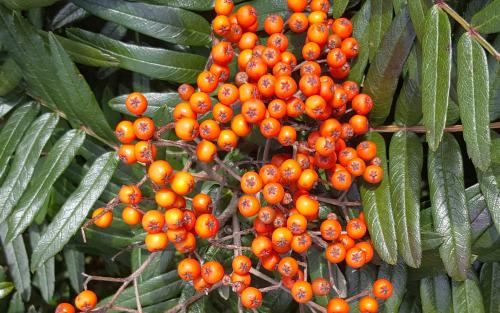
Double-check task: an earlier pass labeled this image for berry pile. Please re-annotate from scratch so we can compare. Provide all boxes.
[55,0,391,312]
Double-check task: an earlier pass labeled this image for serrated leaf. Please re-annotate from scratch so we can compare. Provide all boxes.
[0,0,58,9]
[28,225,54,303]
[0,225,31,301]
[30,152,118,271]
[0,113,59,223]
[457,33,491,171]
[368,0,393,62]
[0,102,39,180]
[348,0,371,83]
[67,28,206,84]
[471,0,500,34]
[420,275,452,313]
[0,282,14,299]
[51,2,89,29]
[109,92,180,118]
[7,291,24,313]
[140,0,213,11]
[452,277,485,313]
[378,258,407,312]
[407,0,431,43]
[63,247,85,292]
[0,91,27,119]
[364,6,416,125]
[71,0,210,46]
[479,262,500,313]
[477,163,500,233]
[428,133,471,280]
[359,132,398,264]
[6,130,85,242]
[422,6,452,151]
[389,131,423,268]
[0,58,22,97]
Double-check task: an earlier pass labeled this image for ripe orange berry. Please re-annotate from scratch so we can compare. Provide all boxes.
[372,278,393,299]
[307,23,329,45]
[260,117,281,138]
[349,114,369,135]
[289,12,308,32]
[155,188,177,208]
[166,225,187,242]
[327,298,349,313]
[118,144,136,165]
[327,48,347,68]
[192,193,213,216]
[119,185,142,205]
[346,218,367,239]
[134,141,156,163]
[232,255,252,275]
[212,15,231,37]
[341,37,359,58]
[174,232,197,253]
[309,10,327,24]
[175,118,199,141]
[241,171,263,194]
[173,102,197,121]
[142,210,165,233]
[214,0,234,15]
[280,159,302,182]
[148,160,173,185]
[201,261,225,284]
[212,41,234,65]
[357,141,377,161]
[332,18,353,39]
[213,103,233,124]
[272,227,293,249]
[197,71,218,93]
[291,232,312,253]
[312,277,331,296]
[358,296,378,313]
[178,84,195,101]
[278,125,297,146]
[241,287,262,309]
[236,4,257,28]
[196,139,217,163]
[291,281,313,303]
[331,169,352,191]
[251,235,273,257]
[199,119,221,141]
[177,258,201,282]
[363,165,384,184]
[115,120,136,143]
[193,276,210,292]
[195,213,219,238]
[325,243,346,263]
[218,83,239,106]
[55,303,76,313]
[288,0,307,12]
[302,42,321,61]
[260,251,280,271]
[122,206,142,225]
[75,290,97,312]
[170,171,195,195]
[275,75,297,99]
[264,14,284,34]
[164,208,185,230]
[217,129,239,151]
[320,219,342,241]
[345,247,366,268]
[92,208,113,228]
[339,234,355,250]
[295,195,319,218]
[125,92,148,115]
[262,182,285,204]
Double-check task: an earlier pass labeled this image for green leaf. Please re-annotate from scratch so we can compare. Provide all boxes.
[51,2,89,29]
[235,0,288,32]
[489,36,500,122]
[0,113,59,223]
[0,58,22,97]
[109,92,180,118]
[63,247,85,292]
[428,133,471,280]
[471,0,500,34]
[0,282,14,299]
[67,28,206,84]
[71,0,210,46]
[389,131,423,268]
[345,264,377,313]
[0,225,31,301]
[479,262,500,313]
[378,258,407,312]
[420,275,452,313]
[7,291,24,313]
[348,0,371,83]
[359,132,398,264]
[364,6,416,125]
[131,247,174,283]
[30,152,118,271]
[140,0,213,11]
[0,102,39,180]
[368,0,393,62]
[0,91,27,119]
[6,130,85,243]
[452,276,485,313]
[28,225,55,303]
[457,33,491,171]
[0,0,58,9]
[477,163,500,233]
[407,0,431,43]
[422,5,452,151]
[333,0,349,18]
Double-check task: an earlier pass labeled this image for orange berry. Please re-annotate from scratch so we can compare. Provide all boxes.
[241,171,264,194]
[345,247,366,268]
[363,165,384,184]
[327,298,349,313]
[142,210,165,233]
[287,0,307,12]
[125,92,147,115]
[289,12,308,32]
[194,213,219,238]
[148,160,173,185]
[264,14,284,34]
[122,206,142,225]
[332,18,352,39]
[92,208,112,228]
[346,218,367,239]
[214,0,234,15]
[291,281,313,303]
[325,243,346,263]
[115,120,136,143]
[241,287,262,309]
[217,129,239,151]
[175,118,199,141]
[192,193,213,216]
[119,185,142,205]
[251,235,273,257]
[118,144,136,165]
[320,219,342,241]
[232,255,252,275]
[358,296,378,313]
[236,4,257,28]
[201,261,225,284]
[170,171,195,195]
[312,277,331,296]
[372,278,393,299]
[75,290,97,312]
[55,303,76,313]
[134,141,156,163]
[178,258,201,281]
[295,195,319,218]
[331,170,352,191]
[349,114,369,135]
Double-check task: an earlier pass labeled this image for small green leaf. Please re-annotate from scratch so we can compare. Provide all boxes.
[51,2,89,29]
[0,91,27,119]
[332,0,349,18]
[348,0,371,83]
[457,33,491,171]
[140,0,213,11]
[0,113,59,223]
[477,163,500,233]
[0,0,59,9]
[67,28,207,84]
[378,258,407,312]
[452,276,485,313]
[6,130,85,243]
[428,133,471,280]
[71,0,210,46]
[479,262,500,313]
[364,5,416,125]
[28,225,55,303]
[30,152,118,271]
[422,5,452,151]
[0,102,39,180]
[471,0,500,34]
[368,0,393,62]
[359,132,398,265]
[407,0,431,43]
[0,58,22,97]
[389,131,423,268]
[131,247,174,283]
[0,282,14,299]
[7,291,24,313]
[420,275,452,313]
[489,36,499,122]
[109,92,180,118]
[63,247,85,292]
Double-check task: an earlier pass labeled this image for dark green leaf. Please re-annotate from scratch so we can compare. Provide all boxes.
[407,0,431,43]
[143,299,178,313]
[479,262,500,313]
[30,152,118,271]
[63,247,85,292]
[378,258,407,312]
[0,102,39,180]
[345,264,377,312]
[109,92,180,118]
[139,0,213,11]
[0,0,58,9]
[131,247,174,283]
[28,225,55,303]
[0,282,14,299]
[477,163,500,233]
[368,0,393,62]
[7,291,24,313]
[489,36,499,122]
[0,113,59,223]
[420,275,452,313]
[333,0,349,18]
[71,0,210,46]
[0,58,22,97]
[67,28,206,84]
[0,225,31,301]
[389,131,423,268]
[348,0,371,83]
[359,132,398,264]
[394,46,423,125]
[422,5,452,151]
[457,32,491,171]
[428,133,471,280]
[0,91,27,119]
[364,6,416,125]
[6,130,85,242]
[452,277,485,313]
[235,0,288,32]
[51,2,89,29]
[471,0,500,34]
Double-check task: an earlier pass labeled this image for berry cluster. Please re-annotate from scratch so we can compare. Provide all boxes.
[56,0,391,312]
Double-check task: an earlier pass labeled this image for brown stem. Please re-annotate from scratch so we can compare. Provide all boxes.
[371,122,500,133]
[165,282,223,313]
[216,193,239,226]
[81,197,120,243]
[214,156,242,181]
[345,289,370,303]
[314,196,361,207]
[133,278,143,313]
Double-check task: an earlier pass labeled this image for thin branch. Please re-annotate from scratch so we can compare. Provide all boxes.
[81,197,120,243]
[214,156,242,181]
[371,122,500,133]
[165,282,223,313]
[314,196,361,207]
[133,278,143,313]
[345,289,370,303]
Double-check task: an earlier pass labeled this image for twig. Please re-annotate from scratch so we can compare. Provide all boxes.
[263,139,271,162]
[216,194,239,227]
[371,122,500,133]
[133,278,142,313]
[214,156,242,181]
[81,197,120,243]
[165,282,223,313]
[345,289,370,303]
[232,214,242,256]
[314,196,361,207]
